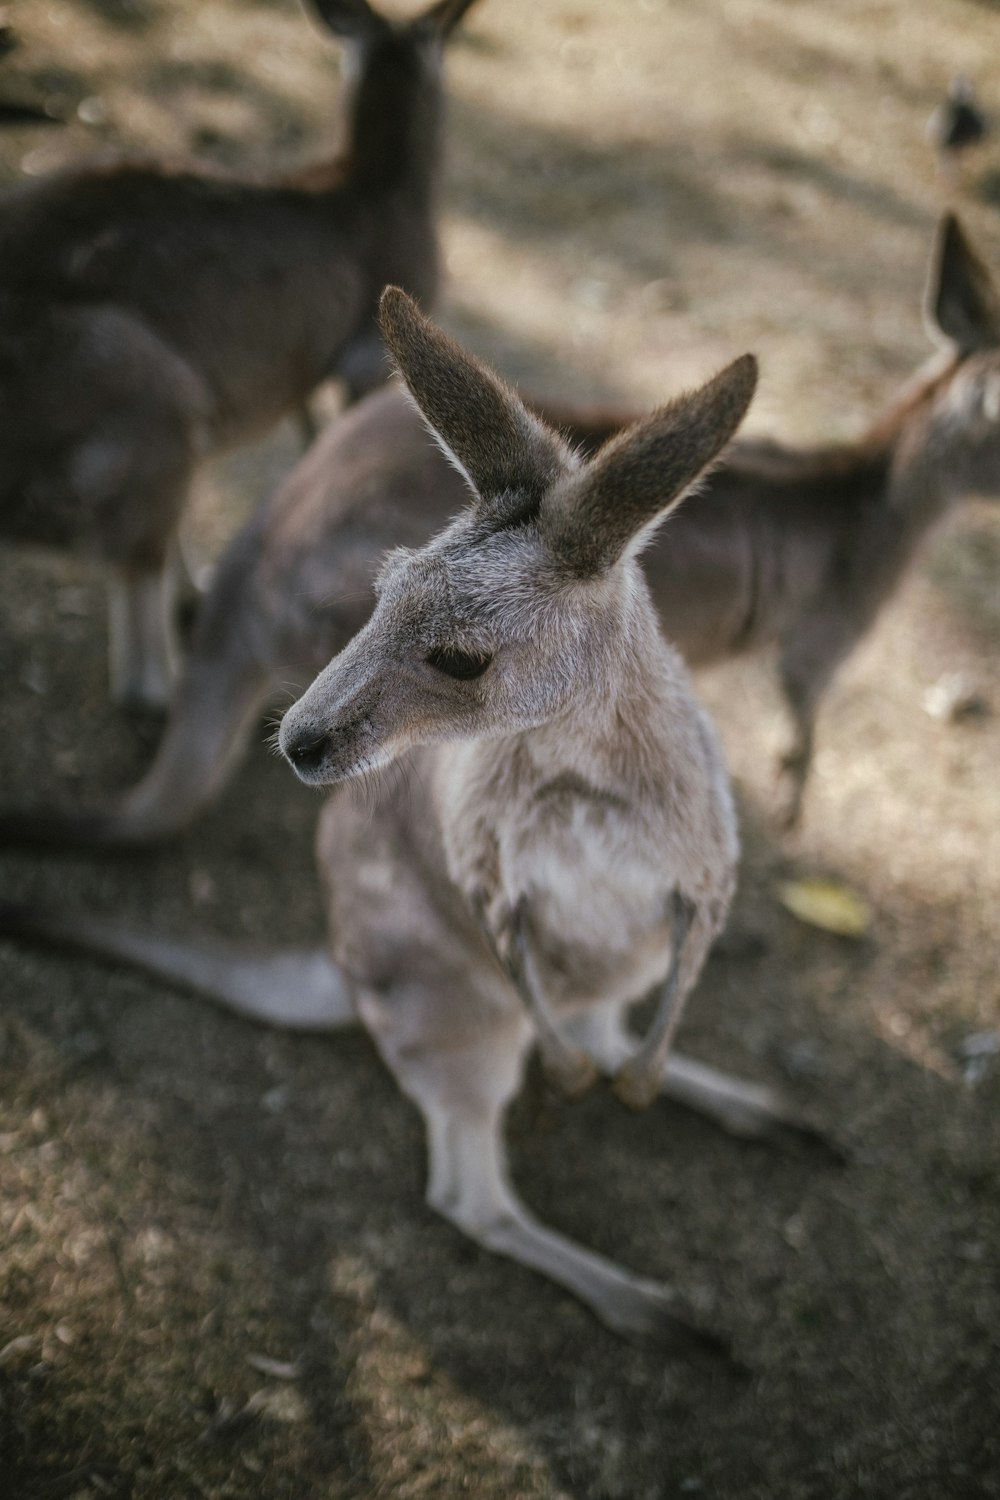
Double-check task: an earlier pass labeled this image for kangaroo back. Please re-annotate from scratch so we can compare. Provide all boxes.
[0,0,482,709]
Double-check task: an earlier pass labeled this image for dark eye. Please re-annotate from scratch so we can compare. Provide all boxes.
[425,646,493,680]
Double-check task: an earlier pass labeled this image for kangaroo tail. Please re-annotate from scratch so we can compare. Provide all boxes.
[0,649,272,851]
[0,510,284,854]
[0,902,354,1030]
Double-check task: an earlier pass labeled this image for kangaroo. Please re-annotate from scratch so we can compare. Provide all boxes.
[0,292,797,1351]
[3,213,996,847]
[0,0,479,708]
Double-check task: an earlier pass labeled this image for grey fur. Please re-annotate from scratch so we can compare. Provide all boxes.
[272,291,757,1343]
[0,0,478,706]
[4,214,998,847]
[2,303,815,1349]
[928,213,1000,353]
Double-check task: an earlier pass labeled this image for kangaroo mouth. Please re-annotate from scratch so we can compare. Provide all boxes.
[280,711,379,787]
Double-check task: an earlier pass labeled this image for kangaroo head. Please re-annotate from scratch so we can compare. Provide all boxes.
[926,214,1000,357]
[306,0,479,182]
[923,214,1000,497]
[279,289,756,785]
[308,0,479,53]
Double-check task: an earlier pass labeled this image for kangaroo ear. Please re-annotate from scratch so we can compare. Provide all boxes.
[416,0,481,37]
[926,214,1000,353]
[379,287,572,529]
[308,0,387,40]
[542,355,758,575]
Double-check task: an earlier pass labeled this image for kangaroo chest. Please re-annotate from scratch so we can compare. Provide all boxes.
[433,742,678,1010]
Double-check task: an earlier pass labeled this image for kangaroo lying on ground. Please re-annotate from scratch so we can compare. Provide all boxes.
[0,0,479,708]
[2,215,995,847]
[0,292,799,1351]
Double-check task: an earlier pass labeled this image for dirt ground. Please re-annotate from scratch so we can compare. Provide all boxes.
[1,1,999,1496]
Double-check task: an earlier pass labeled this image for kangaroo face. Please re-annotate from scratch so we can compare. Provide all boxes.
[279,287,756,788]
[932,350,1000,499]
[278,513,621,785]
[920,211,1000,499]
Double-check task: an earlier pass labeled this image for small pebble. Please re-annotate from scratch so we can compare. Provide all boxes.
[922,671,989,723]
[189,869,217,906]
[956,1030,1000,1087]
[77,96,108,126]
[56,586,92,618]
[777,1038,830,1081]
[20,663,48,695]
[54,748,81,778]
[783,1212,807,1249]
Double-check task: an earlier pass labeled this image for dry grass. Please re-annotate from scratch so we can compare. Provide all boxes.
[1,1,999,1496]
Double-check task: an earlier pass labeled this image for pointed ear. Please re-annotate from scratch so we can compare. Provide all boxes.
[542,355,758,575]
[926,214,1000,353]
[416,0,481,37]
[378,287,572,528]
[308,0,387,41]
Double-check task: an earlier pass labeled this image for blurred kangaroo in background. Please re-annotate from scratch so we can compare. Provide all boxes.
[0,0,479,708]
[3,212,997,847]
[2,291,790,1350]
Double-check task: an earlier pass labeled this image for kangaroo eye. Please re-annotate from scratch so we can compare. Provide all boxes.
[425,646,493,681]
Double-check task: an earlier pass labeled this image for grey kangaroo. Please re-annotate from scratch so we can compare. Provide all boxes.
[0,0,478,707]
[0,292,783,1350]
[3,212,996,847]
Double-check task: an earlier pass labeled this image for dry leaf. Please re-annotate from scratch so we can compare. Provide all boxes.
[245,1352,304,1381]
[0,1335,35,1369]
[245,1386,309,1424]
[776,878,870,938]
[922,671,989,723]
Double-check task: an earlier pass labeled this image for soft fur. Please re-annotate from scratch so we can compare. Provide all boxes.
[0,0,479,706]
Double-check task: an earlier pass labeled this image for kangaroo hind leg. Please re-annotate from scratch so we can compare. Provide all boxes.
[362,975,726,1356]
[775,621,854,828]
[107,561,182,711]
[566,1005,836,1158]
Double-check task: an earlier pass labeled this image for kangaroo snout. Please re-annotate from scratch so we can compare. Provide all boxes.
[279,665,379,784]
[282,726,331,779]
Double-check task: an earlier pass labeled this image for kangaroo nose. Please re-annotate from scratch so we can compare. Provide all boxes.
[284,728,329,776]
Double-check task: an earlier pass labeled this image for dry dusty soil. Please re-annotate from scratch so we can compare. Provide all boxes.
[1,1,999,1496]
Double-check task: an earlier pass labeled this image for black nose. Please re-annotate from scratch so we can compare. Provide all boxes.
[285,729,329,775]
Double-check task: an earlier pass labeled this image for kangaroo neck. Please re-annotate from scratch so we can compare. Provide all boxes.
[341,48,443,200]
[859,346,962,530]
[507,586,686,798]
[736,348,963,543]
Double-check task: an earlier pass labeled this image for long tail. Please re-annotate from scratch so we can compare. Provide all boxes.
[0,902,355,1030]
[0,509,286,853]
[0,649,272,851]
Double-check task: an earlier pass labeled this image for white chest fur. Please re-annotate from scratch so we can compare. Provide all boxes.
[434,736,684,1010]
